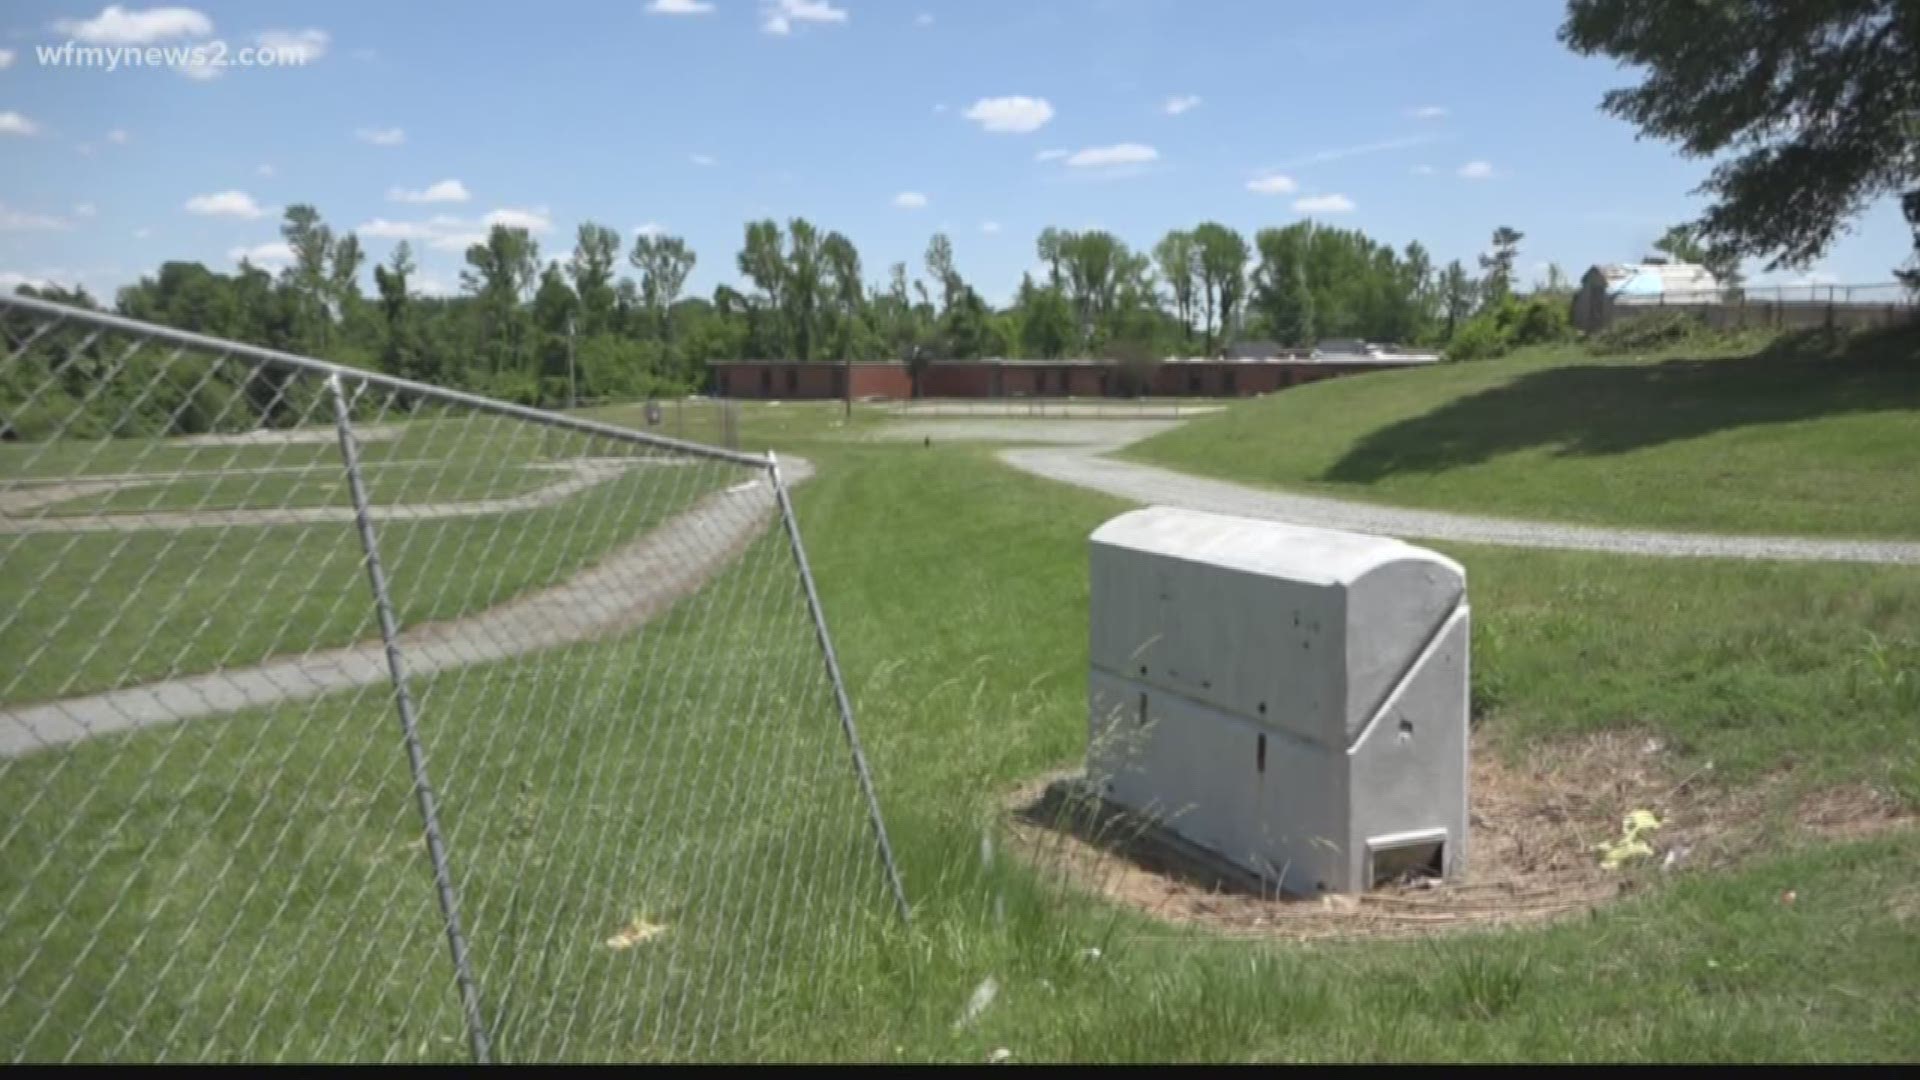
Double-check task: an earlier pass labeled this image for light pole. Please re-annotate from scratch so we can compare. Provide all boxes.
[566,314,577,410]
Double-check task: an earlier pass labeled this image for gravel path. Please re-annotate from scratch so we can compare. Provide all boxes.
[988,425,1920,565]
[0,457,679,534]
[0,459,808,757]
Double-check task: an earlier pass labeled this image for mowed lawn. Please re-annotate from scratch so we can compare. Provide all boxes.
[1125,327,1920,538]
[4,426,1917,1061]
[0,414,757,705]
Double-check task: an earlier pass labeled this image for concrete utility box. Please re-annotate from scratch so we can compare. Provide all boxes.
[1086,507,1469,895]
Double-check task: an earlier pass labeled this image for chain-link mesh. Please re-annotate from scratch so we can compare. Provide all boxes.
[0,293,905,1062]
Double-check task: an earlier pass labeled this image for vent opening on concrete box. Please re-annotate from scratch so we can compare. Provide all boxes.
[1367,830,1448,888]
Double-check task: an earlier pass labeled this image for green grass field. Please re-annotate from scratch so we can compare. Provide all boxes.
[0,415,748,705]
[1126,327,1920,538]
[5,401,1918,1060]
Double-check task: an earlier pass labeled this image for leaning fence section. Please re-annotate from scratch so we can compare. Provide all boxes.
[0,293,904,1062]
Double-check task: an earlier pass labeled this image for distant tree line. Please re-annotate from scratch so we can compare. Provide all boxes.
[6,204,1576,432]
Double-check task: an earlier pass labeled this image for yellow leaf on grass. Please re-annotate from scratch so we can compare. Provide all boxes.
[605,915,668,950]
[1596,808,1663,869]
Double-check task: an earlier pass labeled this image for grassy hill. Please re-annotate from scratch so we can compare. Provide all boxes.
[1124,327,1920,538]
[7,401,1919,1060]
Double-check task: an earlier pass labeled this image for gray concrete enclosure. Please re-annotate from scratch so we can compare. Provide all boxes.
[1086,506,1470,895]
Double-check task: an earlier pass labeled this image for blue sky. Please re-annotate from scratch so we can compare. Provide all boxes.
[2,0,1910,304]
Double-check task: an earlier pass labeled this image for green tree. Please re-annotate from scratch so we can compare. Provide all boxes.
[736,219,789,356]
[1015,273,1074,359]
[1440,259,1477,340]
[1397,240,1436,342]
[1560,0,1920,276]
[531,261,580,398]
[278,205,334,350]
[1035,227,1067,289]
[630,232,697,347]
[1191,222,1249,356]
[568,222,623,335]
[460,224,541,378]
[1152,229,1198,349]
[1270,266,1316,347]
[372,241,429,382]
[1250,224,1309,343]
[924,232,962,314]
[1479,226,1524,303]
[822,230,867,360]
[783,218,826,360]
[1056,230,1134,345]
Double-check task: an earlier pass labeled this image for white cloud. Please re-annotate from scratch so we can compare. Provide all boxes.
[359,208,550,252]
[256,28,329,63]
[762,0,848,35]
[358,218,436,240]
[133,227,153,239]
[980,221,1001,234]
[1034,148,1067,162]
[1412,164,1435,176]
[74,202,98,218]
[0,111,39,137]
[0,48,15,70]
[0,203,71,231]
[1162,94,1202,116]
[1066,142,1157,168]
[1293,193,1356,213]
[1458,159,1495,179]
[917,12,934,26]
[387,179,471,204]
[964,96,1054,134]
[177,57,223,81]
[355,127,406,146]
[1274,133,1442,170]
[54,5,213,45]
[107,129,130,144]
[634,221,665,238]
[1408,105,1448,120]
[429,232,485,252]
[411,272,458,297]
[183,190,265,218]
[257,163,276,177]
[228,241,293,267]
[892,191,928,209]
[647,0,715,12]
[484,206,552,233]
[689,152,717,166]
[1245,173,1297,195]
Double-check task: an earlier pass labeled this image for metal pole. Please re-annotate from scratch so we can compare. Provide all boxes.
[764,452,911,925]
[567,315,577,411]
[328,375,494,1063]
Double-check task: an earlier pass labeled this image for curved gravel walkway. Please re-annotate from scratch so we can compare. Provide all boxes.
[0,457,679,535]
[0,459,808,757]
[988,426,1920,566]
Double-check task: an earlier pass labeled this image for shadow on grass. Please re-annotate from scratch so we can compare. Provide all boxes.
[1324,326,1920,483]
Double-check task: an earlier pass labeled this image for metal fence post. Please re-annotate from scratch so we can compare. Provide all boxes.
[764,452,911,925]
[327,375,494,1064]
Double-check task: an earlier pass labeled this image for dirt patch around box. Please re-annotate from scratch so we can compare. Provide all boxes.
[1004,730,1913,941]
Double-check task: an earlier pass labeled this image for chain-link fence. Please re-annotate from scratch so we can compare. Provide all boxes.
[1581,281,1920,334]
[0,293,906,1062]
